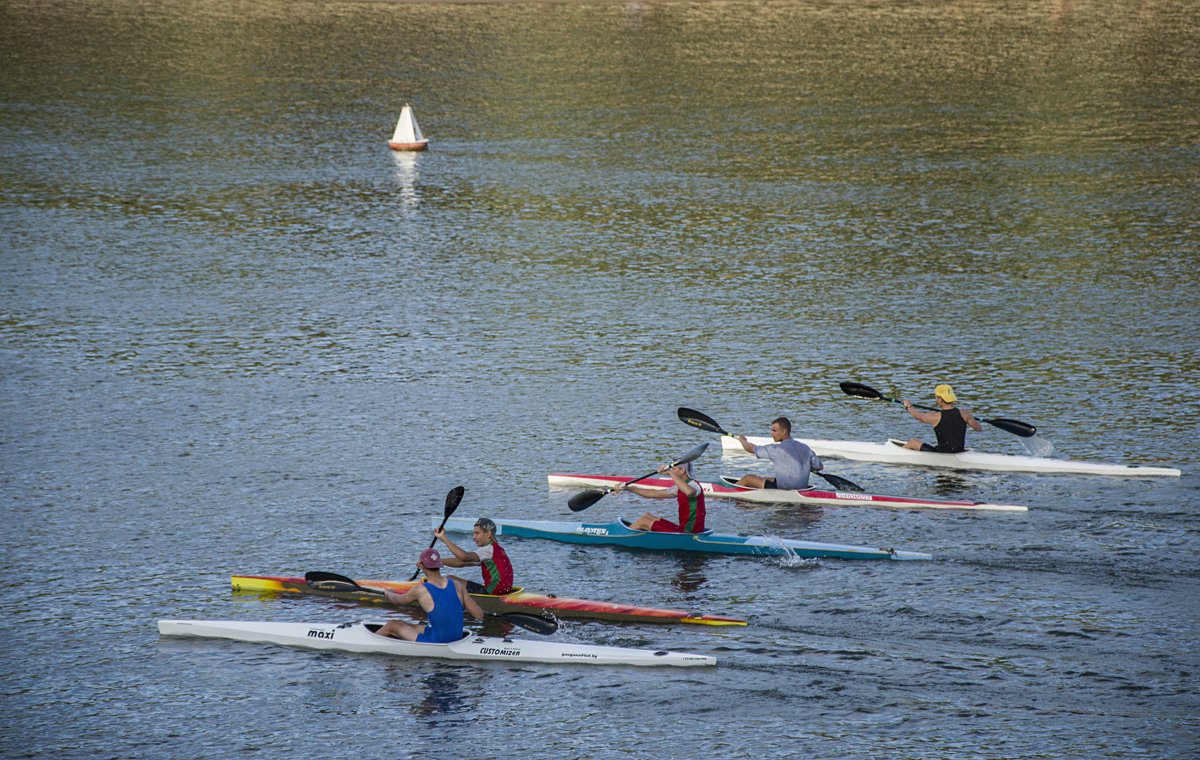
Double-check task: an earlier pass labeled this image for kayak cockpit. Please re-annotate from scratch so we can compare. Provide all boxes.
[362,623,474,643]
[617,518,716,538]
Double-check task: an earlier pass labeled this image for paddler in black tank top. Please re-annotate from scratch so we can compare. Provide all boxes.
[901,383,982,453]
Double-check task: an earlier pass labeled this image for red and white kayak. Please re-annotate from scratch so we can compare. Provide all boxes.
[721,436,1182,477]
[548,474,1029,512]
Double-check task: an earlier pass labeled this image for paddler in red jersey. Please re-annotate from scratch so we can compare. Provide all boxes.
[378,548,484,642]
[614,462,706,533]
[901,383,982,453]
[433,517,514,595]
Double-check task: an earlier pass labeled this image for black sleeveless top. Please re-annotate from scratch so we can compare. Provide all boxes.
[933,407,968,453]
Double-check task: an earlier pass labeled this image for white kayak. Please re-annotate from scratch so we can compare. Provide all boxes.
[721,436,1182,477]
[157,619,716,667]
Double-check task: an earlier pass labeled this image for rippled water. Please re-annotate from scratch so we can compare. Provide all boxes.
[2,0,1198,758]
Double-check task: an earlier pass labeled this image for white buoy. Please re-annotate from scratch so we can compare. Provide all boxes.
[387,104,429,151]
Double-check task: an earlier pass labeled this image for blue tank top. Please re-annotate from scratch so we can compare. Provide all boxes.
[416,579,465,643]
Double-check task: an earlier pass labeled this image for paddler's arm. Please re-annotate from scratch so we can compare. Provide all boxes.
[902,400,939,425]
[612,481,670,498]
[737,435,755,454]
[961,408,983,432]
[455,578,485,620]
[666,468,697,497]
[434,527,481,566]
[384,584,424,607]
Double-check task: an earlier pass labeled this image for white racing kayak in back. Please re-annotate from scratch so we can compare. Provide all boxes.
[157,619,716,667]
[721,436,1182,477]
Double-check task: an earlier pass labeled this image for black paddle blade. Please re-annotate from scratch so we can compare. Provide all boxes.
[305,570,358,587]
[444,485,465,518]
[840,381,889,401]
[568,489,607,512]
[498,611,558,636]
[678,407,728,436]
[983,417,1037,438]
[815,471,865,493]
[304,571,385,596]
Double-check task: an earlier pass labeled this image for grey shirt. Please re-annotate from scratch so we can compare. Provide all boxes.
[752,438,822,490]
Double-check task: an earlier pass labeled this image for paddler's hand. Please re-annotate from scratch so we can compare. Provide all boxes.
[433,526,447,542]
[612,483,625,492]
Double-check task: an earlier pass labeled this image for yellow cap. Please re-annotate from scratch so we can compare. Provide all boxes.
[935,384,957,403]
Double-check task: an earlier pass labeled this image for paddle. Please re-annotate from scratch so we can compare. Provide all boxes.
[408,486,466,581]
[839,381,1037,438]
[676,407,865,493]
[567,442,711,512]
[303,571,558,636]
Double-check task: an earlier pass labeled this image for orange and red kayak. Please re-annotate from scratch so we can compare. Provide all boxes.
[232,574,747,626]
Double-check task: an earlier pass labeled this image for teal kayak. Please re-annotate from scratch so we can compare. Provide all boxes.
[437,517,932,561]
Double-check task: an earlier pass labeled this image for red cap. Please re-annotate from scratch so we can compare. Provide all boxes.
[419,547,443,569]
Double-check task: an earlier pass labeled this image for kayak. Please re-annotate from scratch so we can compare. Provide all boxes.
[157,619,715,667]
[548,474,1028,512]
[437,517,933,560]
[721,436,1182,477]
[232,574,747,626]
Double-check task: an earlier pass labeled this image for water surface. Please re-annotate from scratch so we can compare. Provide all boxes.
[1,0,1198,758]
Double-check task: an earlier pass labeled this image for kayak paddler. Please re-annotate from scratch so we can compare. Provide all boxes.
[613,462,706,533]
[734,416,823,490]
[378,548,483,642]
[901,383,982,453]
[433,517,514,595]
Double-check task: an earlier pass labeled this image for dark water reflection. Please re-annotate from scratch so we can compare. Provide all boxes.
[405,668,477,720]
[2,0,1198,758]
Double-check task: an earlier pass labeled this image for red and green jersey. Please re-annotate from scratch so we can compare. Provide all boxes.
[650,478,707,534]
[475,541,513,594]
[675,478,706,533]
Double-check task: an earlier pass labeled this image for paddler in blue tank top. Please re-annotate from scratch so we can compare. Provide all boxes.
[901,383,982,453]
[377,548,484,643]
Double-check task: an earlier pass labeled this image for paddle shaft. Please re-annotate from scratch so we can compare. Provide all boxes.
[567,443,710,512]
[408,486,466,581]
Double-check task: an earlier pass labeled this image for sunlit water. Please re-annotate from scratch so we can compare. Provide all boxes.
[1,0,1198,758]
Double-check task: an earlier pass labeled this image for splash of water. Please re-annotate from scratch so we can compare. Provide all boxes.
[1019,435,1056,458]
[772,539,820,569]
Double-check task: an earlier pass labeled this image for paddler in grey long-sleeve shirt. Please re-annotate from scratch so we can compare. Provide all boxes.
[734,416,823,490]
